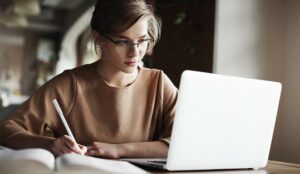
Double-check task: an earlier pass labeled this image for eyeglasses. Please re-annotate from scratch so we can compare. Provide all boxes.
[104,35,152,53]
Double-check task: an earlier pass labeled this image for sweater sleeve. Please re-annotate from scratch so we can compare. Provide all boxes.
[158,72,178,145]
[0,70,76,148]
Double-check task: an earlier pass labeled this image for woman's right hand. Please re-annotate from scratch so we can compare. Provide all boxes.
[50,135,87,156]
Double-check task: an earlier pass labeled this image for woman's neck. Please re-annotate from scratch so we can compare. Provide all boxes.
[96,60,139,87]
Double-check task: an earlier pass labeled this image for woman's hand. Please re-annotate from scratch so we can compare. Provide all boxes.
[51,135,87,156]
[85,141,168,159]
[85,142,123,159]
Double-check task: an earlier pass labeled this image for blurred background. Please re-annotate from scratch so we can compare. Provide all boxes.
[0,0,300,165]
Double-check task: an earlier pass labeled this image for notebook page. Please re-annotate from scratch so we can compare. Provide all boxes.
[0,148,55,170]
[56,153,148,174]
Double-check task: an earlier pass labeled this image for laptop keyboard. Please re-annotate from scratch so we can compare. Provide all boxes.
[147,160,167,164]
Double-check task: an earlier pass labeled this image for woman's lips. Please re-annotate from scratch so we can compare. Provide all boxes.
[125,61,137,66]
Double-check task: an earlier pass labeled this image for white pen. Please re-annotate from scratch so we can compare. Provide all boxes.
[53,99,84,155]
[52,99,76,141]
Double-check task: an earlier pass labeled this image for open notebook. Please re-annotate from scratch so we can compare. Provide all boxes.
[0,146,146,174]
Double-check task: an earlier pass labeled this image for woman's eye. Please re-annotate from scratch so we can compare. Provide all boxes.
[115,40,130,45]
[140,39,148,42]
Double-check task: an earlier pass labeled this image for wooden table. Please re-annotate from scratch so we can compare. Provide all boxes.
[0,160,300,174]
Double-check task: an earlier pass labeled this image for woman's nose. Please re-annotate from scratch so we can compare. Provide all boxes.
[127,45,139,57]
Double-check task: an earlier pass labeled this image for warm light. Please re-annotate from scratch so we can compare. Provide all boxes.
[13,0,41,16]
[0,13,28,28]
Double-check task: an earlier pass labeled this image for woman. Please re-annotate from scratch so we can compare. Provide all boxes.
[0,0,178,159]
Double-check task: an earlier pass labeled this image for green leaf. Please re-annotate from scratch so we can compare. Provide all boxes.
[174,12,186,25]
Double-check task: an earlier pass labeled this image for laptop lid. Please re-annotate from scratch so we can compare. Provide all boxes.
[165,70,282,171]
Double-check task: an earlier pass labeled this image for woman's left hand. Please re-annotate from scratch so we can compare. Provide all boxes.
[85,142,123,159]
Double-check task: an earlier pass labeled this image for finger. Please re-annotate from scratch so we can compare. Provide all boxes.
[63,135,82,154]
[86,142,98,151]
[59,144,75,154]
[85,149,98,156]
[58,138,77,154]
[79,144,87,154]
[86,146,95,150]
[54,139,74,154]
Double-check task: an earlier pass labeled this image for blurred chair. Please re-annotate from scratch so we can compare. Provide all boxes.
[0,97,2,110]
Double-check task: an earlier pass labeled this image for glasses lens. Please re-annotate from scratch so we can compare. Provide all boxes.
[139,40,149,50]
[114,40,149,53]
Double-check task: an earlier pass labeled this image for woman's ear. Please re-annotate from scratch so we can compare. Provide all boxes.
[92,30,102,44]
[92,30,104,57]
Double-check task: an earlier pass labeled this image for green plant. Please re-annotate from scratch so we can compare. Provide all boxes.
[142,0,206,68]
[156,0,204,54]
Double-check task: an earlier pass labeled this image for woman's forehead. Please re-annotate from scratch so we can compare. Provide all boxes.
[115,18,149,39]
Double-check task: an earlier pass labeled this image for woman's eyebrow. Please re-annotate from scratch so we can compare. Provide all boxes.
[113,34,148,40]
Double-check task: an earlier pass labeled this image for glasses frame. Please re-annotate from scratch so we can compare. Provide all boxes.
[103,35,153,51]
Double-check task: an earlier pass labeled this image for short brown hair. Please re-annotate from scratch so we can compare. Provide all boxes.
[91,0,161,54]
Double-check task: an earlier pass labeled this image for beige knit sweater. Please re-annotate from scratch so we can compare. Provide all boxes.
[0,61,178,149]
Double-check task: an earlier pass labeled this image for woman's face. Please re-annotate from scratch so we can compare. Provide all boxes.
[99,18,149,74]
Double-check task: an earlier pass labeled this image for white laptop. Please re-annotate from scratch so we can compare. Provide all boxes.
[124,70,282,171]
